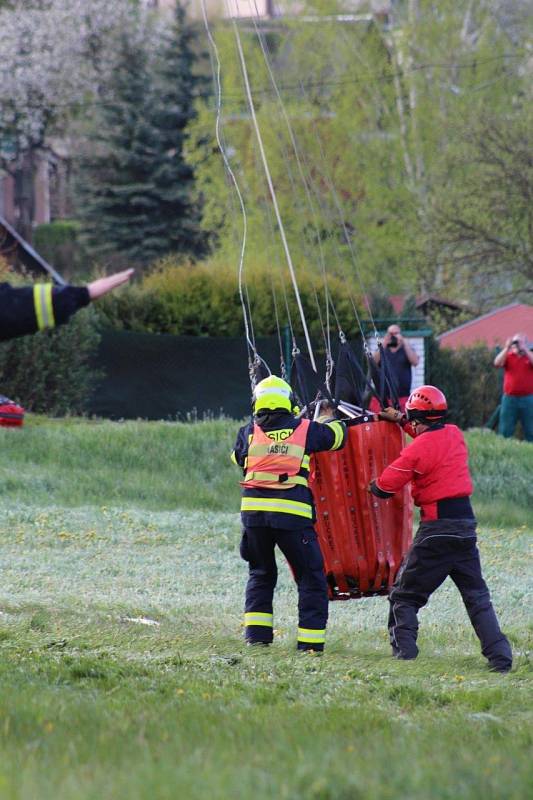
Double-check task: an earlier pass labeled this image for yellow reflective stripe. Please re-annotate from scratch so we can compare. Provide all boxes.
[297,628,326,644]
[326,421,344,451]
[45,284,54,328]
[243,471,309,488]
[241,497,313,519]
[230,450,238,465]
[33,284,55,331]
[33,285,44,330]
[245,612,273,628]
[265,429,293,442]
[302,455,310,469]
[248,443,305,458]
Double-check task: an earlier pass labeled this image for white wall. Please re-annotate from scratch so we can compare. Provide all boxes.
[410,337,425,389]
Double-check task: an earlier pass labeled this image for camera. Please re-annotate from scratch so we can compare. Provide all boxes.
[388,335,398,348]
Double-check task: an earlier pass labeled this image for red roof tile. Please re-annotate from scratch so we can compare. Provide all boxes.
[438,303,533,350]
[389,294,405,314]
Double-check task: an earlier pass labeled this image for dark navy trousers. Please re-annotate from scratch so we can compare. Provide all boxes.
[240,525,329,650]
[388,519,512,671]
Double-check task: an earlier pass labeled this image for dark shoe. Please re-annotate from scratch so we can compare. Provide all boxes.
[488,663,512,674]
[394,652,417,661]
[297,643,324,654]
[246,640,271,647]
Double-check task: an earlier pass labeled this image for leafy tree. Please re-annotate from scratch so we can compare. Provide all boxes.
[430,108,533,307]
[426,339,501,429]
[399,295,425,326]
[0,309,102,415]
[190,0,529,308]
[0,0,141,241]
[77,3,209,267]
[368,292,395,322]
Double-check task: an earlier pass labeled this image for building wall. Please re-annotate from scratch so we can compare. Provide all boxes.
[0,175,16,225]
[410,338,425,389]
[0,149,69,232]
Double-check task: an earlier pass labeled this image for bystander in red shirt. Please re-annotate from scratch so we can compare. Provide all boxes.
[493,334,533,442]
[502,351,533,396]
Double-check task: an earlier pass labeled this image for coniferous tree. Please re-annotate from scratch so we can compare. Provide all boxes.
[78,4,208,266]
[149,2,209,261]
[78,35,156,264]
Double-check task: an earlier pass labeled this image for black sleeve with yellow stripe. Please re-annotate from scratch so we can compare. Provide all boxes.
[306,418,347,453]
[0,282,90,342]
[231,423,252,469]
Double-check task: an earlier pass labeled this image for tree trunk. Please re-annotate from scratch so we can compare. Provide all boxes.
[13,150,36,244]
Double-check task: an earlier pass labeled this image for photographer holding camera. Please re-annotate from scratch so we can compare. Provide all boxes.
[493,333,533,442]
[373,324,419,412]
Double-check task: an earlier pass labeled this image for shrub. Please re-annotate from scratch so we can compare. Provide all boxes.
[96,256,364,340]
[33,220,89,280]
[0,256,26,286]
[0,309,102,415]
[426,338,501,428]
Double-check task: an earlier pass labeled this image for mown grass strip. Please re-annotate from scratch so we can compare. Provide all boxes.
[0,418,531,798]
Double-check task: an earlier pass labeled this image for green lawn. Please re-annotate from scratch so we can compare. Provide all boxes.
[0,418,531,799]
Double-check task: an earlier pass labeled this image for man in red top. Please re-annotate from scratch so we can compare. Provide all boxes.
[493,333,533,442]
[370,385,512,673]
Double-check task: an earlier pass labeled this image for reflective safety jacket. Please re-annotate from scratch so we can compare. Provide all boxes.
[232,411,346,529]
[0,282,90,342]
[241,419,311,490]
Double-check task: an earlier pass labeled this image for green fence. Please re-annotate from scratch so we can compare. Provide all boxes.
[89,331,286,420]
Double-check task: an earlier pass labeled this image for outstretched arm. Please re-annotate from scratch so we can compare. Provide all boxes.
[0,269,133,342]
[87,269,133,300]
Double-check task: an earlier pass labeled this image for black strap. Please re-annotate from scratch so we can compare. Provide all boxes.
[378,345,400,408]
[334,341,367,407]
[291,352,333,409]
[367,343,399,409]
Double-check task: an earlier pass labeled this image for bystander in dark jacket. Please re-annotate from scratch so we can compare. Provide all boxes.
[372,324,419,411]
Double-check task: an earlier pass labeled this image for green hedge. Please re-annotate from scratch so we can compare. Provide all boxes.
[427,339,501,429]
[96,257,364,340]
[0,309,102,416]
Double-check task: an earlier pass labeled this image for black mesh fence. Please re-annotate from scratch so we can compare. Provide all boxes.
[89,331,286,420]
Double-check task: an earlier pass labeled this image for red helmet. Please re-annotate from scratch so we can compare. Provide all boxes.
[405,385,447,422]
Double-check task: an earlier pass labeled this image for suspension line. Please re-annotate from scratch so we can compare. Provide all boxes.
[200,0,259,372]
[230,17,317,372]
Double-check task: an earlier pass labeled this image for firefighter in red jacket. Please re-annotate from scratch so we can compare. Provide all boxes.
[0,270,132,342]
[370,385,512,673]
[232,375,346,652]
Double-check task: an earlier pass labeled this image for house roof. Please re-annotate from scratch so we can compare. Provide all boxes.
[438,303,533,350]
[389,294,405,314]
[416,294,470,312]
[372,294,469,317]
[0,214,65,285]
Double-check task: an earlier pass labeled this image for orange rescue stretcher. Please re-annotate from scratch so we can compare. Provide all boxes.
[310,416,412,600]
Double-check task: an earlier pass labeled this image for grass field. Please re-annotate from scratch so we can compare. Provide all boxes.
[0,417,531,799]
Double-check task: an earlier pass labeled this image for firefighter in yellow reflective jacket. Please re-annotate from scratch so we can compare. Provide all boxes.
[232,375,346,651]
[0,270,133,342]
